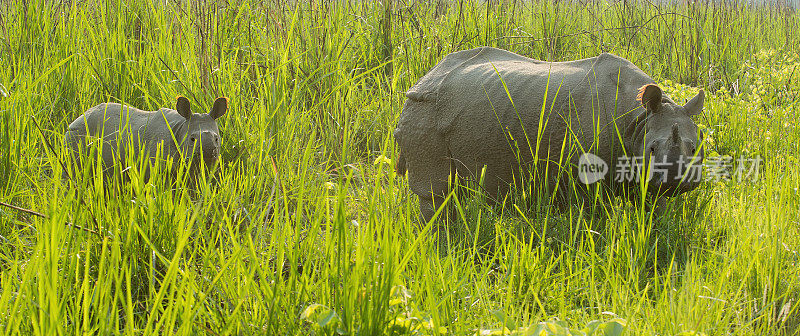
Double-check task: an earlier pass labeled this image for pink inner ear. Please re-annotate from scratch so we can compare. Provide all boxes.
[637,84,654,104]
[636,84,662,108]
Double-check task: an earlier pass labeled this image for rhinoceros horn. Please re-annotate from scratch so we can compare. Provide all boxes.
[671,123,681,145]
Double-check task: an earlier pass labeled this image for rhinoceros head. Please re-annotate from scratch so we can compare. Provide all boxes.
[627,84,705,195]
[175,96,227,169]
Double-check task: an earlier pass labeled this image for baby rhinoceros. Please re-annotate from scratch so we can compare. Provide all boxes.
[64,96,228,181]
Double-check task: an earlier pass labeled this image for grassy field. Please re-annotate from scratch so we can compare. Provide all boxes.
[1,0,799,334]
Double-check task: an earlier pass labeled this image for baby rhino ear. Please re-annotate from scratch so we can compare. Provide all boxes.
[637,84,663,113]
[210,97,228,120]
[176,96,192,120]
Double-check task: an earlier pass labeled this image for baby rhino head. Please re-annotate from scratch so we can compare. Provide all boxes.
[175,96,228,169]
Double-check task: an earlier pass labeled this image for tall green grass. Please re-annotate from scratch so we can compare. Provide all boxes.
[0,0,798,334]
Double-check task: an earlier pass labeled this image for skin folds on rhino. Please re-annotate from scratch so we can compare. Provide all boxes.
[64,96,228,182]
[394,47,705,221]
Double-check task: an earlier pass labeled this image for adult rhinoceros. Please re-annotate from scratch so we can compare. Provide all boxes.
[394,47,705,221]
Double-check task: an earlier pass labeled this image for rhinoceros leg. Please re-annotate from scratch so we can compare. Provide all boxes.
[63,129,85,181]
[403,136,453,222]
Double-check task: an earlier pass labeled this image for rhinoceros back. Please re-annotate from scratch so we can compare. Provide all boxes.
[404,48,545,133]
[406,48,495,103]
[406,48,656,151]
[65,103,187,174]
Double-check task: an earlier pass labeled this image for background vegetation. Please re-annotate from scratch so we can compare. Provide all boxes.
[0,0,799,334]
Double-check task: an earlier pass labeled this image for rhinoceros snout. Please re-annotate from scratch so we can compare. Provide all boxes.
[645,144,703,195]
[188,131,221,167]
[643,130,703,194]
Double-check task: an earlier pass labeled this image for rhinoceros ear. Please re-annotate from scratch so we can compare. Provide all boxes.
[637,84,663,113]
[176,96,192,120]
[210,97,228,120]
[683,89,705,116]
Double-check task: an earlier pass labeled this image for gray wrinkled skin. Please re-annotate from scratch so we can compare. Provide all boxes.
[394,47,705,221]
[65,96,228,181]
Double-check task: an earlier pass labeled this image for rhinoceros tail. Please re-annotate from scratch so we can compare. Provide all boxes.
[395,151,407,177]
